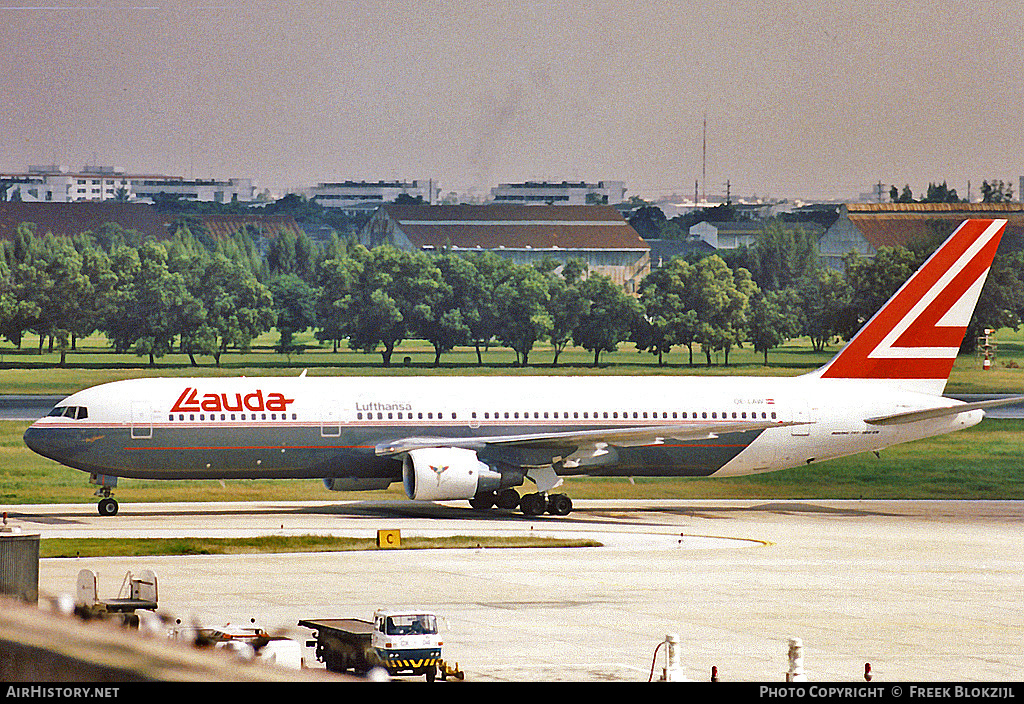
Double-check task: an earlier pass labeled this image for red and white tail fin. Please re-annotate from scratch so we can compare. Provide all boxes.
[813,218,1007,395]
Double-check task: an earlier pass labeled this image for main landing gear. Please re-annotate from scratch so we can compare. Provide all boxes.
[91,473,119,516]
[469,489,573,517]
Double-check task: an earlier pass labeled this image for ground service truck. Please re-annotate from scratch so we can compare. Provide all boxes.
[300,609,454,681]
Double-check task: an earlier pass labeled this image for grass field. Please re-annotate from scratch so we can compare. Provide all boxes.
[3,328,1022,509]
[39,535,603,558]
[4,418,1023,505]
[2,328,1023,395]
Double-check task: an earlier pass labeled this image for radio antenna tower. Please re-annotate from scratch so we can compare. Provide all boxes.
[702,114,707,204]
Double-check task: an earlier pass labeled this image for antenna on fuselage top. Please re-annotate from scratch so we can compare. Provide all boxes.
[299,369,308,377]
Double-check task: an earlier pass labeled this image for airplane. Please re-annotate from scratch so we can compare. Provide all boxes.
[23,218,1024,517]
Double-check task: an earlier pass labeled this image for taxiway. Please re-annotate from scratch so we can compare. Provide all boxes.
[9,499,1024,682]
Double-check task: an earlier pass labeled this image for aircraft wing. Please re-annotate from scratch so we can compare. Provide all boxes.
[374,418,794,457]
[864,395,1024,426]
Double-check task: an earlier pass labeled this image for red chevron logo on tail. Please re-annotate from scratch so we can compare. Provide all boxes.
[818,219,1006,387]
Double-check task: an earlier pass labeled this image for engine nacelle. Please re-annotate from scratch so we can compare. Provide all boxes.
[323,477,395,492]
[403,447,506,501]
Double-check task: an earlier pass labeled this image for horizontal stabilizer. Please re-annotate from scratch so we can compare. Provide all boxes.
[865,396,1024,426]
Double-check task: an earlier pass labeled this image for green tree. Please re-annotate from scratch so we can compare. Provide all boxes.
[462,252,513,365]
[794,266,852,352]
[922,181,961,203]
[690,256,757,365]
[269,274,317,358]
[748,290,799,364]
[495,264,552,366]
[414,255,469,366]
[573,274,642,366]
[636,258,699,365]
[627,206,667,239]
[102,241,197,366]
[187,254,275,365]
[315,255,360,352]
[343,246,443,366]
[981,180,1014,203]
[749,221,819,290]
[841,246,917,339]
[545,259,588,365]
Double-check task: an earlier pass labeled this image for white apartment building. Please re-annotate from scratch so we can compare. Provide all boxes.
[489,180,627,205]
[131,177,255,203]
[0,165,255,204]
[1,165,135,202]
[305,179,440,213]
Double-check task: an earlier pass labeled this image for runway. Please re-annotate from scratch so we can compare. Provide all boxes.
[10,499,1024,682]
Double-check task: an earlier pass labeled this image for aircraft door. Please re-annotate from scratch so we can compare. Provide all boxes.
[131,401,153,439]
[791,401,811,436]
[320,400,342,438]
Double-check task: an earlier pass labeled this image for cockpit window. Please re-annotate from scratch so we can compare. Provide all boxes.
[46,406,87,419]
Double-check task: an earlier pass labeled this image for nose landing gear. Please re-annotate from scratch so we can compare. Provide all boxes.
[91,473,119,516]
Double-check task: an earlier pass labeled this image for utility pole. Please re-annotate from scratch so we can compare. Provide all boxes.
[702,114,707,204]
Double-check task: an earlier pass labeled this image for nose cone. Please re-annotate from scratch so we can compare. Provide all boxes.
[23,422,73,465]
[23,422,54,460]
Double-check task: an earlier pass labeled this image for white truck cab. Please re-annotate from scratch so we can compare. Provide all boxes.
[371,609,443,680]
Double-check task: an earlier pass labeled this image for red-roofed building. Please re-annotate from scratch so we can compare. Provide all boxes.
[0,202,168,241]
[819,202,1024,269]
[359,204,651,290]
[0,201,302,247]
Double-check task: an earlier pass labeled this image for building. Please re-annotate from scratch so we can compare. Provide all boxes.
[1,165,141,203]
[490,181,627,206]
[359,204,650,290]
[645,238,715,268]
[0,201,169,241]
[132,177,255,204]
[0,201,301,246]
[819,202,1024,270]
[689,220,764,249]
[0,165,256,204]
[305,180,440,214]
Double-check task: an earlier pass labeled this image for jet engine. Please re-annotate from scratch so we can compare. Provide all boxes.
[402,447,516,501]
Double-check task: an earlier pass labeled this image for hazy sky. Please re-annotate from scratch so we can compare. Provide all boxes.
[2,0,1021,202]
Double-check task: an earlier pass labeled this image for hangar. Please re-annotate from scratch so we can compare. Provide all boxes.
[819,202,1024,270]
[358,204,651,291]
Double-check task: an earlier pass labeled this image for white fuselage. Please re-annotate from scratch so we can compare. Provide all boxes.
[23,374,982,482]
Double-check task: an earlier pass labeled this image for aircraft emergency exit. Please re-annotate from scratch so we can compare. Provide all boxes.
[24,219,1022,516]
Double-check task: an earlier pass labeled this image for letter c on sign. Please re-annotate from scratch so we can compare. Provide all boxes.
[377,529,401,549]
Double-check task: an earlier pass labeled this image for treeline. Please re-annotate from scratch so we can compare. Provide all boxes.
[1,218,1022,368]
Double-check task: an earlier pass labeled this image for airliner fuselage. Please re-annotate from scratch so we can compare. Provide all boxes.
[24,374,981,481]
